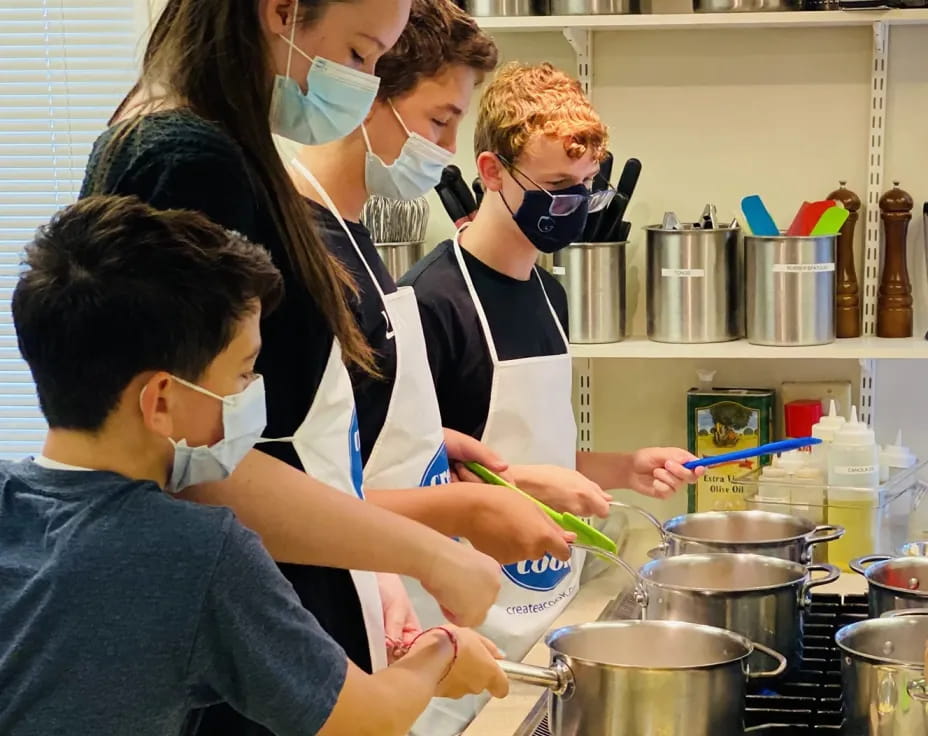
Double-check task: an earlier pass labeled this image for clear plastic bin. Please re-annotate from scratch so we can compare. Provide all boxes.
[737,460,928,571]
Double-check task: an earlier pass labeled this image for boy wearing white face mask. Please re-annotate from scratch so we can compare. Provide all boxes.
[0,196,510,736]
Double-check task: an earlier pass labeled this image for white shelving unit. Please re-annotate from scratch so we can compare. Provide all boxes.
[474,9,928,452]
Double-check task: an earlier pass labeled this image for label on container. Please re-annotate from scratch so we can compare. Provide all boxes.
[661,268,705,278]
[552,266,566,276]
[833,465,878,475]
[772,263,836,273]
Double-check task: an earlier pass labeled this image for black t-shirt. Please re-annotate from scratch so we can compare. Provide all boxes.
[79,109,372,717]
[398,239,569,439]
[310,202,398,465]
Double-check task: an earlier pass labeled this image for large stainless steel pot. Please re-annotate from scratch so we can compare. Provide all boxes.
[850,554,928,616]
[634,553,840,672]
[836,610,928,735]
[612,502,844,563]
[501,620,786,736]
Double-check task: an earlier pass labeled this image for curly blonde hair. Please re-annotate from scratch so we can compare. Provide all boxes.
[474,62,608,164]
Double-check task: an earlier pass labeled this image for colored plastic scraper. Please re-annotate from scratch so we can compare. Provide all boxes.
[464,462,618,555]
[741,195,779,237]
[809,206,851,236]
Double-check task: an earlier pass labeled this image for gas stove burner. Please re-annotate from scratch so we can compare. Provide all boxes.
[523,593,869,736]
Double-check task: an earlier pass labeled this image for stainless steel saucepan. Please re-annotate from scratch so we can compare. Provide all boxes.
[500,619,786,736]
[612,502,844,563]
[850,554,928,617]
[836,608,928,735]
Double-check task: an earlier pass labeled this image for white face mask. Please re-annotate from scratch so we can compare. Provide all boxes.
[142,375,267,494]
[363,102,453,201]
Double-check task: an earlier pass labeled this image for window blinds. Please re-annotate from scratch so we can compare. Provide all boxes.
[0,1,140,458]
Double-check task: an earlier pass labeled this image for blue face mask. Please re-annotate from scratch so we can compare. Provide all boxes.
[270,30,380,145]
[362,102,453,201]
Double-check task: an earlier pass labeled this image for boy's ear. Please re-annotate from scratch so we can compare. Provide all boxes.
[477,151,504,193]
[138,373,176,440]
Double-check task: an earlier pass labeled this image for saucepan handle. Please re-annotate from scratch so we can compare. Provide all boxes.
[805,524,845,546]
[499,660,573,697]
[849,554,893,576]
[747,642,788,680]
[570,542,649,608]
[800,563,841,608]
[907,678,928,702]
[608,501,665,538]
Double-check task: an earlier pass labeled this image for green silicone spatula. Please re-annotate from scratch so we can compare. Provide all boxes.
[809,206,850,236]
[464,461,617,555]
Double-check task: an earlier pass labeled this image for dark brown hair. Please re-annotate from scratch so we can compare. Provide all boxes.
[93,0,375,373]
[375,0,498,101]
[14,195,282,431]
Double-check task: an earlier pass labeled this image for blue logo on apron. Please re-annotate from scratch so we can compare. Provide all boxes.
[502,555,572,592]
[419,443,451,487]
[349,409,364,499]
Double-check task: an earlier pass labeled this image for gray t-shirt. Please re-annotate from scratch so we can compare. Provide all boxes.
[0,459,347,736]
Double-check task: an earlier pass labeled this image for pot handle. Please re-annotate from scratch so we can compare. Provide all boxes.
[608,501,665,540]
[499,659,573,696]
[800,563,841,607]
[849,554,893,576]
[747,642,788,680]
[570,542,649,608]
[907,678,928,702]
[879,608,928,618]
[805,524,845,546]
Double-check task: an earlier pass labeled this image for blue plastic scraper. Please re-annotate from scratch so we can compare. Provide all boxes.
[741,195,779,237]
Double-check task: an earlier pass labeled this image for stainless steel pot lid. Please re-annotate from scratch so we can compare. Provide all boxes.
[836,615,928,667]
[663,510,816,544]
[865,557,928,594]
[639,553,807,593]
[545,620,752,670]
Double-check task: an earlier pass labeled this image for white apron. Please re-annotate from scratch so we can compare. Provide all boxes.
[412,229,582,736]
[282,159,386,672]
[291,158,454,641]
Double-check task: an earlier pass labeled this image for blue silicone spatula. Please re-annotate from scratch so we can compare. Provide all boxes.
[683,437,822,470]
[741,195,779,237]
[464,462,617,555]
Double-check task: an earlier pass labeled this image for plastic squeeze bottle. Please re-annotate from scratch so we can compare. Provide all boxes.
[811,400,846,472]
[880,430,917,483]
[827,406,880,571]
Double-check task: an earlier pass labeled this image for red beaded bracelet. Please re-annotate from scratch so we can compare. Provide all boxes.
[386,626,459,682]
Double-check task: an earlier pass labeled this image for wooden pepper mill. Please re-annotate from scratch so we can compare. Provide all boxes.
[827,181,861,338]
[877,181,914,338]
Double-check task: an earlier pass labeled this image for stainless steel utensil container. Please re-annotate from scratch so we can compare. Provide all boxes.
[837,613,928,735]
[556,241,626,344]
[635,553,839,672]
[550,0,633,13]
[501,620,785,736]
[745,234,836,346]
[375,241,423,282]
[646,225,743,343]
[464,0,543,14]
[612,502,845,564]
[850,555,928,617]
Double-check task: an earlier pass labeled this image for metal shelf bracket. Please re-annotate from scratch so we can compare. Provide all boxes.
[575,358,594,452]
[562,28,594,99]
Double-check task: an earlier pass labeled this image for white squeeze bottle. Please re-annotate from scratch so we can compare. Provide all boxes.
[756,465,790,513]
[811,400,846,472]
[827,406,879,571]
[880,430,916,483]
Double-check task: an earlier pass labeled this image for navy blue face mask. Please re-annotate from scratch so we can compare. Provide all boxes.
[498,158,591,254]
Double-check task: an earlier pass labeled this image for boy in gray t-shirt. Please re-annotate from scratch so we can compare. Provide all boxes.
[0,197,507,736]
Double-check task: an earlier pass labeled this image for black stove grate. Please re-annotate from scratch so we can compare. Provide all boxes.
[527,593,869,736]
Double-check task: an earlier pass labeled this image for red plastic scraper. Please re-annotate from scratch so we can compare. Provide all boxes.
[787,200,838,236]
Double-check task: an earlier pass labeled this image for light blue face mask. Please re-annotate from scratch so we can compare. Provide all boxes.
[363,102,453,201]
[149,375,267,494]
[270,27,380,145]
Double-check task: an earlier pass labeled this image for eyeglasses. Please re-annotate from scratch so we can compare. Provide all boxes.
[497,155,615,215]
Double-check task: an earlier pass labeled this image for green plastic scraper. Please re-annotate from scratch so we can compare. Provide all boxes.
[809,206,851,236]
[464,461,618,555]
